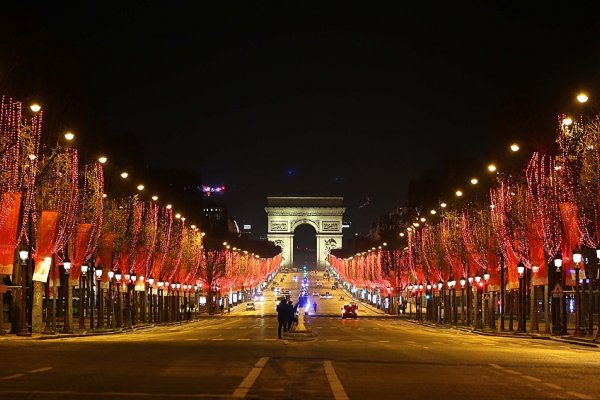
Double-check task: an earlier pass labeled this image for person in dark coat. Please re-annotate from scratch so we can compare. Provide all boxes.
[276,299,289,339]
[287,300,297,331]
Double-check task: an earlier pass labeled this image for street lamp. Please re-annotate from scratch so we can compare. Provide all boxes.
[157,280,164,323]
[517,262,525,332]
[572,247,584,336]
[131,272,137,325]
[80,264,88,330]
[460,276,466,325]
[95,267,103,329]
[108,270,115,328]
[115,272,122,328]
[148,276,155,323]
[61,256,73,333]
[17,249,31,337]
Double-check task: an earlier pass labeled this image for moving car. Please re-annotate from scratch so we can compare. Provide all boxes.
[341,302,358,319]
[246,302,256,311]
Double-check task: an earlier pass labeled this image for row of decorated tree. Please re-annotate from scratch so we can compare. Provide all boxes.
[0,95,281,334]
[330,112,599,335]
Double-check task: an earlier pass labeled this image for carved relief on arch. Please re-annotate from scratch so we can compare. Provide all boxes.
[290,218,320,232]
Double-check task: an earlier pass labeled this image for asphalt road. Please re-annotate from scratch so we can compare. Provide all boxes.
[0,271,598,400]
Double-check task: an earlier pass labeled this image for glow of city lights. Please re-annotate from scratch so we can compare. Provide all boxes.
[175,213,181,219]
[98,156,107,164]
[440,202,447,208]
[30,104,42,112]
[191,225,196,229]
[412,222,420,227]
[166,204,172,209]
[455,190,463,197]
[120,172,128,179]
[64,132,75,141]
[151,195,158,201]
[470,178,478,185]
[420,217,426,222]
[137,184,144,191]
[510,143,520,152]
[28,154,36,160]
[102,193,107,198]
[430,209,436,215]
[562,117,573,126]
[399,232,405,237]
[487,164,497,172]
[577,93,589,103]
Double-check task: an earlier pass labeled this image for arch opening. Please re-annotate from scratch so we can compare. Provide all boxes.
[293,223,316,271]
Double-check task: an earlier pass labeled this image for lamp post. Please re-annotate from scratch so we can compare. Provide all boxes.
[95,267,103,329]
[460,276,466,325]
[484,271,491,329]
[89,263,95,330]
[450,276,457,325]
[79,264,88,330]
[572,247,584,337]
[426,281,432,321]
[467,275,473,326]
[115,272,122,328]
[131,272,137,325]
[164,282,170,322]
[107,270,114,328]
[517,262,525,333]
[157,280,164,323]
[596,245,600,340]
[124,272,131,327]
[437,280,443,324]
[148,276,154,323]
[552,252,565,334]
[176,282,181,320]
[475,273,482,329]
[61,257,73,333]
[17,249,31,336]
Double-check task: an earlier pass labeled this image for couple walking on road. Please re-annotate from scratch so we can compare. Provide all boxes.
[276,299,297,339]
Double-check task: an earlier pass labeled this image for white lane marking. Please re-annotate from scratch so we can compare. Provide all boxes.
[327,339,339,342]
[543,383,563,390]
[264,338,276,341]
[210,338,224,341]
[378,340,390,343]
[28,367,52,374]
[185,338,199,341]
[408,343,430,349]
[351,339,363,342]
[323,360,349,400]
[231,357,270,398]
[1,373,26,380]
[489,363,503,369]
[504,369,522,375]
[237,338,251,341]
[565,392,594,399]
[522,375,541,382]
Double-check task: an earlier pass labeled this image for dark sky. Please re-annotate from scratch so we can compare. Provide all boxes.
[2,1,600,238]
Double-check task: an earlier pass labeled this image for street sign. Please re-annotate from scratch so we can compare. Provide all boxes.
[551,283,563,298]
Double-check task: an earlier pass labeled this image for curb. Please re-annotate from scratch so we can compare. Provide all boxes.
[408,319,599,348]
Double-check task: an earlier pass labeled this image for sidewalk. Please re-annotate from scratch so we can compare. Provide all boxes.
[0,318,202,341]
[405,318,599,348]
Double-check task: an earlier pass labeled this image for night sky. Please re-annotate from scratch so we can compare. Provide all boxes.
[2,2,600,238]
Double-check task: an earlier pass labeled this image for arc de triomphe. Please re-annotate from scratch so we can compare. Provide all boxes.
[265,196,345,270]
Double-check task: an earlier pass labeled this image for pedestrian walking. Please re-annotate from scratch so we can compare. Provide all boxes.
[276,299,289,339]
[287,301,297,331]
[313,301,317,314]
